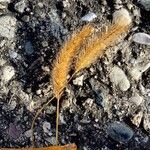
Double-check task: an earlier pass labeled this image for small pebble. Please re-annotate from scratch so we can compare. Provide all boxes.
[73,75,84,86]
[130,93,143,106]
[114,4,122,10]
[45,105,56,114]
[45,136,56,145]
[60,113,66,124]
[21,15,30,22]
[41,41,48,47]
[38,2,44,8]
[0,40,6,48]
[127,3,133,10]
[1,65,15,83]
[27,100,36,112]
[107,121,134,143]
[36,89,41,95]
[0,15,16,39]
[9,100,17,110]
[109,66,130,91]
[25,41,34,55]
[93,90,105,108]
[114,0,123,9]
[81,12,97,22]
[14,0,26,13]
[9,51,18,59]
[133,9,141,18]
[62,0,70,7]
[133,33,150,45]
[115,0,122,4]
[24,129,32,138]
[131,111,143,127]
[143,113,150,132]
[130,63,150,81]
[43,121,51,133]
[0,59,6,66]
[0,0,10,3]
[83,98,94,108]
[113,8,132,26]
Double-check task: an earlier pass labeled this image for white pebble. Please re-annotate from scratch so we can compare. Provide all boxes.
[63,0,70,7]
[0,40,6,48]
[131,111,143,127]
[113,8,132,26]
[130,69,142,81]
[25,129,32,138]
[133,33,150,45]
[36,89,41,95]
[109,66,130,91]
[0,0,10,3]
[127,3,133,10]
[43,121,51,133]
[0,59,6,66]
[14,0,26,13]
[9,100,17,110]
[81,12,97,22]
[60,113,66,124]
[1,65,15,83]
[9,51,18,59]
[0,15,16,39]
[143,113,150,132]
[130,93,143,106]
[115,0,122,4]
[38,2,44,8]
[27,100,36,112]
[73,75,84,86]
[130,63,150,81]
[45,136,56,145]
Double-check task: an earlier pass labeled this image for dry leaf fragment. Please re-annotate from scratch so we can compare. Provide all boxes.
[0,144,77,150]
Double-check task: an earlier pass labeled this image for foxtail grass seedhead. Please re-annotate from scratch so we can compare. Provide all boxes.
[74,9,132,73]
[52,25,94,99]
[32,8,132,147]
[52,25,94,145]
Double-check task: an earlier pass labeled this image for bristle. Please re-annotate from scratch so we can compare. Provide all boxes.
[52,25,94,99]
[75,10,132,73]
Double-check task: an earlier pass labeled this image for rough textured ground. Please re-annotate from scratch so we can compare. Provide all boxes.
[0,0,150,149]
